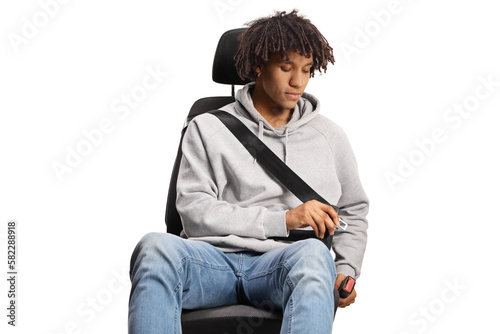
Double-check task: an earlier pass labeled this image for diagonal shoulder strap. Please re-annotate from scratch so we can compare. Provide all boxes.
[210,110,341,248]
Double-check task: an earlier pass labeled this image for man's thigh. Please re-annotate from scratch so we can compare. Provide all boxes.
[239,239,336,311]
[135,233,240,310]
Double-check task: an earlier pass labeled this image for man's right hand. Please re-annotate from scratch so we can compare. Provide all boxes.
[285,200,340,239]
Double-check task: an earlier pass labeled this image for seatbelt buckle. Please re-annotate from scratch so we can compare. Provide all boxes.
[335,218,348,230]
[338,276,356,299]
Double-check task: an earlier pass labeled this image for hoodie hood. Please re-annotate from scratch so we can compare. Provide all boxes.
[232,82,321,164]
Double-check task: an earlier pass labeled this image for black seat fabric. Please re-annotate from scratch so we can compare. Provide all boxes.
[212,28,251,86]
[181,305,282,334]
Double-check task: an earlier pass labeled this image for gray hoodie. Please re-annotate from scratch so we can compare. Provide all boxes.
[176,83,369,279]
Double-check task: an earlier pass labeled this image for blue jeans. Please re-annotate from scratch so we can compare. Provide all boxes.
[128,233,337,334]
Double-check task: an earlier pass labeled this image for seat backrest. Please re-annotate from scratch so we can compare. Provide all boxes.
[165,28,250,235]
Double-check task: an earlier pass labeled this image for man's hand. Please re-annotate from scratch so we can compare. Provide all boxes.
[335,274,357,308]
[285,200,340,238]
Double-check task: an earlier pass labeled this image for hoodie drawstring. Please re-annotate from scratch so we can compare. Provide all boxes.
[255,120,290,165]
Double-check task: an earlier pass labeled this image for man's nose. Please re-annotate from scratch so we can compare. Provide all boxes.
[289,71,304,88]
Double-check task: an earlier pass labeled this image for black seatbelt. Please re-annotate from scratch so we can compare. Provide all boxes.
[211,110,343,249]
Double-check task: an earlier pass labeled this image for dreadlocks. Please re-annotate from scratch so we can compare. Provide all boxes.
[235,10,335,81]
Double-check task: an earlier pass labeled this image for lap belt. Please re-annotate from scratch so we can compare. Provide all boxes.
[210,110,345,249]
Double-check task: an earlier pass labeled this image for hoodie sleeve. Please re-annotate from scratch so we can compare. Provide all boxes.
[175,117,289,240]
[331,127,369,280]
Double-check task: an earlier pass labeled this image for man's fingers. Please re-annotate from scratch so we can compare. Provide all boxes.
[309,210,328,238]
[310,200,339,228]
[338,296,355,308]
[286,200,340,238]
[339,299,354,308]
[323,204,339,228]
[312,201,337,236]
[304,214,320,238]
[299,201,324,238]
[335,277,356,308]
[339,289,356,308]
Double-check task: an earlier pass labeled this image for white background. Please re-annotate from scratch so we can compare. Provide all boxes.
[1,0,499,333]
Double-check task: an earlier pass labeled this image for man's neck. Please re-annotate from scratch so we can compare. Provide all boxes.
[251,86,293,128]
[256,107,293,128]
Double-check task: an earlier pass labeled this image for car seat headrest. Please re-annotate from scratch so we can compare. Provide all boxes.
[212,28,251,86]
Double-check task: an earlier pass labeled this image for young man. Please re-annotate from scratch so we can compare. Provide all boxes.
[129,10,368,334]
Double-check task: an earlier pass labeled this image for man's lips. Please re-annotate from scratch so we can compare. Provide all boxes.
[286,92,302,99]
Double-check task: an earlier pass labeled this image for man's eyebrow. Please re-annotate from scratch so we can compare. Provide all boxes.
[279,60,314,66]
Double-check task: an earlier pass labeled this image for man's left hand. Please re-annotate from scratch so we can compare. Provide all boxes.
[335,274,357,308]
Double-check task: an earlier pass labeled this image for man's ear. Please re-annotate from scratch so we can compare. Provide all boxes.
[255,66,262,78]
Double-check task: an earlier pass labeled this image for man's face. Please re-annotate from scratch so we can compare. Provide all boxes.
[256,51,313,112]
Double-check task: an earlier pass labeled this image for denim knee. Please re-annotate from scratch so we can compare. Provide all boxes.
[138,232,183,254]
[129,232,185,279]
[287,238,337,283]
